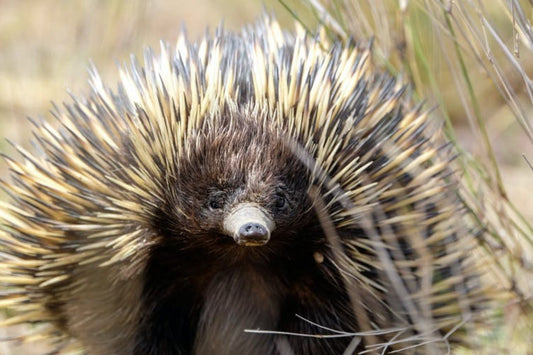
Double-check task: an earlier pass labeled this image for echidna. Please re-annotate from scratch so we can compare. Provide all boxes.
[0,16,487,354]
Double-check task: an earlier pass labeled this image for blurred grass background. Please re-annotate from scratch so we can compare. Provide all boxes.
[0,0,532,353]
[0,0,300,168]
[0,2,253,142]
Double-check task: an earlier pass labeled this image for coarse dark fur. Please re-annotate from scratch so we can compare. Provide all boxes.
[135,116,357,354]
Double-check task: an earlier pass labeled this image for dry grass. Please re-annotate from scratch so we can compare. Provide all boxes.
[287,0,533,352]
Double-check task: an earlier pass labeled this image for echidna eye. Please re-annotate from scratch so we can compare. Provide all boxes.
[207,192,225,210]
[274,192,289,211]
[209,200,222,210]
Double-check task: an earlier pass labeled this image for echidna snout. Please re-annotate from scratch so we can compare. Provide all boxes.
[223,204,275,246]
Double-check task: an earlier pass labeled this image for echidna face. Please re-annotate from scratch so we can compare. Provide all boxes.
[160,116,312,254]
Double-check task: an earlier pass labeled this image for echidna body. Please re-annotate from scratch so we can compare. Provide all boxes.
[0,18,484,354]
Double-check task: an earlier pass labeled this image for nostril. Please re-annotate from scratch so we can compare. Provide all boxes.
[239,222,267,238]
[237,222,269,245]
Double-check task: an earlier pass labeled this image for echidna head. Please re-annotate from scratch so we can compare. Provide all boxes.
[157,113,313,253]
